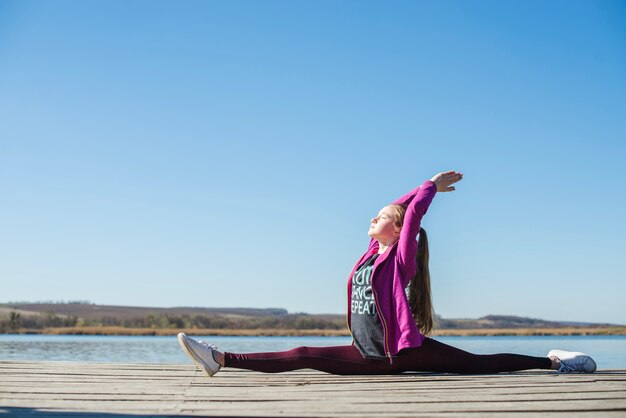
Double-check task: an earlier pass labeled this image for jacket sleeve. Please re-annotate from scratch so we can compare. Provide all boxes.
[395,180,437,287]
[390,184,423,206]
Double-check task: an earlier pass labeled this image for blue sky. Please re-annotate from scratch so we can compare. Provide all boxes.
[1,1,625,324]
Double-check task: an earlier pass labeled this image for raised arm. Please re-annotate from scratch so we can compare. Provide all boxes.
[396,171,463,285]
[390,185,422,206]
[395,180,437,283]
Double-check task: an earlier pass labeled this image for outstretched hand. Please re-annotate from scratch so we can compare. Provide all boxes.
[430,170,463,192]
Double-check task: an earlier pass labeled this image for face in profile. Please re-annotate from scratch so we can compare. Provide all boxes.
[368,205,402,242]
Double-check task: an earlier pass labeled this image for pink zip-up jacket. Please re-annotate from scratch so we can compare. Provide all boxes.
[346,179,438,364]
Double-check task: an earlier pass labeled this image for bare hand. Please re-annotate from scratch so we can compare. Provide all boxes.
[430,170,463,192]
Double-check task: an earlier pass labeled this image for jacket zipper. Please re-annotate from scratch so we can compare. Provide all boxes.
[346,285,355,341]
[370,267,393,365]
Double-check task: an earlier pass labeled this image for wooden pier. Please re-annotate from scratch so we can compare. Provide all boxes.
[1,361,625,417]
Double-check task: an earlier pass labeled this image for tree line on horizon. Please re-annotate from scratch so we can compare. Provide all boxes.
[0,310,346,333]
[2,303,616,333]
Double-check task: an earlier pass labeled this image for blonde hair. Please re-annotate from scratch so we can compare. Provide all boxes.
[389,204,435,335]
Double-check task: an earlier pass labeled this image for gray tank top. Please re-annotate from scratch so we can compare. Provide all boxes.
[350,253,387,359]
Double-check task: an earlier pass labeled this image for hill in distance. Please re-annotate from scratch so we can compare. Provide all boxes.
[0,302,620,329]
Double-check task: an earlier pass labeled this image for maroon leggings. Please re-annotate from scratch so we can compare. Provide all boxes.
[224,337,552,375]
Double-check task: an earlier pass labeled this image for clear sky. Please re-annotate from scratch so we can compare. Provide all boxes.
[1,1,625,324]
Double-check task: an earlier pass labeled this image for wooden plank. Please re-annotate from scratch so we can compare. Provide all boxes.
[1,361,625,417]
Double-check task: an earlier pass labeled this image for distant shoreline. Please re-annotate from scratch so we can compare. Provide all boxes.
[3,326,626,336]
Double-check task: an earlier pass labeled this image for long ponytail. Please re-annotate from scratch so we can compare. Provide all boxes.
[406,227,434,335]
[389,204,435,335]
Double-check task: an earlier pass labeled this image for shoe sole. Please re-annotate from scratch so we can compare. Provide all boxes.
[177,333,216,377]
[586,357,597,373]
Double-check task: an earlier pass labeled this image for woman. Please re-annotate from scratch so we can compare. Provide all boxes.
[178,170,596,376]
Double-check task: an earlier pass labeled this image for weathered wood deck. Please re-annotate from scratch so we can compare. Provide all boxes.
[1,361,625,417]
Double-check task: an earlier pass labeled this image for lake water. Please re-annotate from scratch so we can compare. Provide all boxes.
[1,334,624,368]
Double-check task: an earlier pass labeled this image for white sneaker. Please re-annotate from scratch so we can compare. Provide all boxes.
[178,333,222,377]
[548,349,597,373]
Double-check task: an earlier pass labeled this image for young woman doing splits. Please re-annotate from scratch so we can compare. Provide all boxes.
[178,171,596,376]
